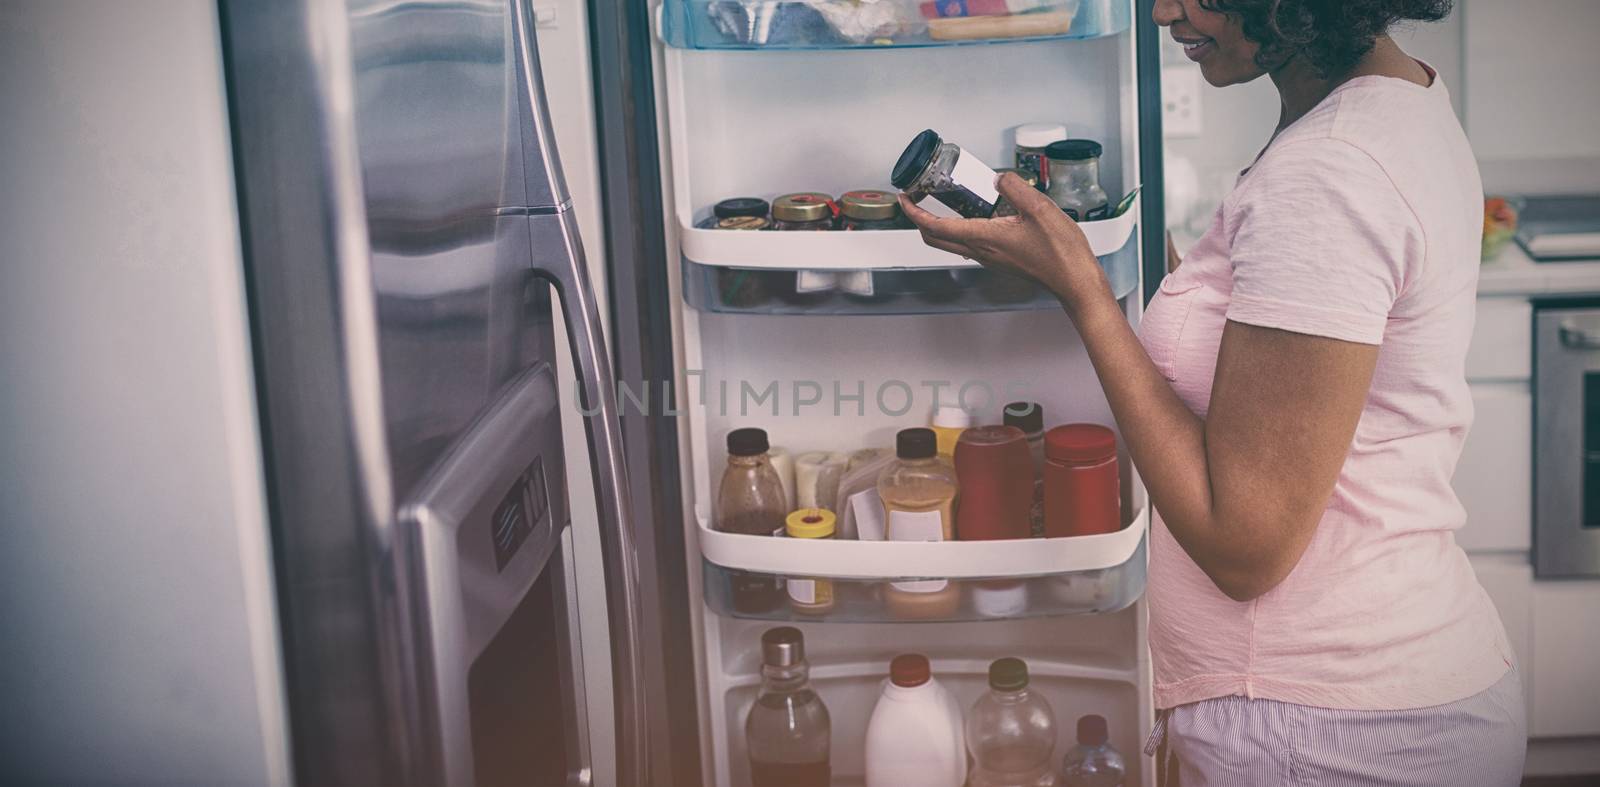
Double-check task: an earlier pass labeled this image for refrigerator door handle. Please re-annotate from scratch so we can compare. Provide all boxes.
[509,5,651,785]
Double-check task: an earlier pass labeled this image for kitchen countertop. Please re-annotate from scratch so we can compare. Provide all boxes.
[1478,242,1600,297]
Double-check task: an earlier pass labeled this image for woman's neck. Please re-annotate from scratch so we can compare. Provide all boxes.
[1268,36,1430,131]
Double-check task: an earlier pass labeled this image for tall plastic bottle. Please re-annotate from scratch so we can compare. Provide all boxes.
[967,658,1058,787]
[1060,715,1125,787]
[745,627,831,787]
[864,653,967,787]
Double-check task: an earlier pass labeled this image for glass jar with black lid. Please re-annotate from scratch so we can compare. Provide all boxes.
[891,129,1015,219]
[1045,140,1110,222]
[697,196,771,229]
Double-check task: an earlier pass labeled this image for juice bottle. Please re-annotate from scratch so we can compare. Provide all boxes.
[716,427,787,612]
[746,627,831,787]
[879,428,960,619]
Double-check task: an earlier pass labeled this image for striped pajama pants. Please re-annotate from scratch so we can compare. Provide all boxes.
[1156,668,1527,787]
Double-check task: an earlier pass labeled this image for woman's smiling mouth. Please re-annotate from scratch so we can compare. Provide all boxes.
[1175,35,1216,62]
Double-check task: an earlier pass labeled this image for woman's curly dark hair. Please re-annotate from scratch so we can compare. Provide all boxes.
[1198,0,1453,77]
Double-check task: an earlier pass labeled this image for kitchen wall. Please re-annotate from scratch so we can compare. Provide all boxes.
[1161,0,1600,239]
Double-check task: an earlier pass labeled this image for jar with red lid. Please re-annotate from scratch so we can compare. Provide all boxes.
[1042,424,1120,537]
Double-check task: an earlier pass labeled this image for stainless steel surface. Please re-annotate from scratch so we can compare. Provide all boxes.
[397,364,578,784]
[761,627,806,667]
[1535,305,1600,577]
[222,0,648,782]
[525,206,653,787]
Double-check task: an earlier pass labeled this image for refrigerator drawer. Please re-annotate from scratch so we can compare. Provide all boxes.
[657,0,1131,50]
[696,502,1147,622]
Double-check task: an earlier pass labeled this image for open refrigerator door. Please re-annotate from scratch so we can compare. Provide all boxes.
[651,1,1162,783]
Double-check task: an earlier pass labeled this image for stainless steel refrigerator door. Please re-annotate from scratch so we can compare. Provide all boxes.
[220,0,647,784]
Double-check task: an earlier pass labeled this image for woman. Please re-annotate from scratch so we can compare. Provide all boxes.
[901,0,1525,784]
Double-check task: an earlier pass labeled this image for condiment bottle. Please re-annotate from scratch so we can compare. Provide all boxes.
[772,193,838,304]
[1045,140,1110,222]
[1003,401,1047,537]
[891,128,1015,219]
[771,192,837,230]
[929,404,971,459]
[839,189,907,230]
[953,425,1033,541]
[746,627,831,787]
[1042,424,1121,538]
[879,428,961,618]
[697,196,770,229]
[716,427,788,612]
[1012,122,1068,190]
[785,508,837,615]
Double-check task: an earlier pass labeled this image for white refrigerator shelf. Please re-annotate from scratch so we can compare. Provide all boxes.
[694,506,1148,622]
[681,197,1137,270]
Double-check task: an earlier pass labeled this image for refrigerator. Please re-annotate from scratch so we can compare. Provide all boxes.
[217,1,656,785]
[594,0,1168,784]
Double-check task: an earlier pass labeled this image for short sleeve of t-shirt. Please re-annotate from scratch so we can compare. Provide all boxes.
[1224,138,1422,345]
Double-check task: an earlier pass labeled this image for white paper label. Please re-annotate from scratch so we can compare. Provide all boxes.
[950,148,1000,208]
[887,508,948,593]
[838,270,875,296]
[787,578,816,605]
[915,192,962,219]
[851,488,886,541]
[887,508,944,542]
[794,269,838,293]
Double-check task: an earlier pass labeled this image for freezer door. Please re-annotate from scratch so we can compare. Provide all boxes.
[220,0,646,784]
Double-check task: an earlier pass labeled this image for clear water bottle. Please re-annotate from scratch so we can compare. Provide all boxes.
[745,627,830,787]
[966,658,1058,787]
[1060,714,1125,787]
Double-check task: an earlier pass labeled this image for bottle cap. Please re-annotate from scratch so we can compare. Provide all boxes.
[931,404,972,429]
[889,653,931,687]
[772,193,836,223]
[727,427,770,457]
[895,428,937,460]
[1045,423,1116,463]
[987,657,1029,691]
[1014,122,1068,149]
[1077,713,1110,746]
[785,508,836,539]
[891,129,941,190]
[713,197,770,220]
[1003,401,1045,435]
[761,626,806,667]
[1045,139,1104,161]
[717,215,769,231]
[840,189,900,220]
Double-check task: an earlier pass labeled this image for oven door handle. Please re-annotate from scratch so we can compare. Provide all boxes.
[1560,320,1600,350]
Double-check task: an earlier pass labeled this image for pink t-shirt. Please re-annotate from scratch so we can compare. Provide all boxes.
[1140,65,1515,711]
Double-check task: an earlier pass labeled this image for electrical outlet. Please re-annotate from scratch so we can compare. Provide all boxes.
[1161,66,1203,138]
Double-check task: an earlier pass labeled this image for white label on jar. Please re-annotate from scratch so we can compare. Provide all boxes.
[887,509,948,593]
[951,148,1001,208]
[795,269,838,293]
[887,508,944,542]
[838,270,874,296]
[788,578,816,604]
[851,489,886,541]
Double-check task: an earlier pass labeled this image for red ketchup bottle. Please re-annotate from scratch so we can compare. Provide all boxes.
[1043,424,1121,537]
[954,425,1034,541]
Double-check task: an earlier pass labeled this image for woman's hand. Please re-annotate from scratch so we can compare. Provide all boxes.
[898,172,1106,309]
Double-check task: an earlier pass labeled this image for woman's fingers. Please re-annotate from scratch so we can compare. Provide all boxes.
[995,171,1062,223]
